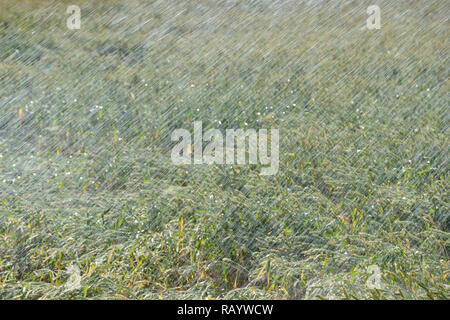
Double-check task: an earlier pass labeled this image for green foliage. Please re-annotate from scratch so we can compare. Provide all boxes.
[0,0,448,299]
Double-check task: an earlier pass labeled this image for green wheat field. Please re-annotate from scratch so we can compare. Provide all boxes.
[0,0,448,299]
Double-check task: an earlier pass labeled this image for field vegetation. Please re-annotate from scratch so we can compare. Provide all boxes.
[0,0,448,299]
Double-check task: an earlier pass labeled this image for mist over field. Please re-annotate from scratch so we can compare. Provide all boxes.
[0,0,448,299]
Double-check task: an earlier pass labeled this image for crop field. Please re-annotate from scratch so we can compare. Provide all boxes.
[0,0,448,299]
